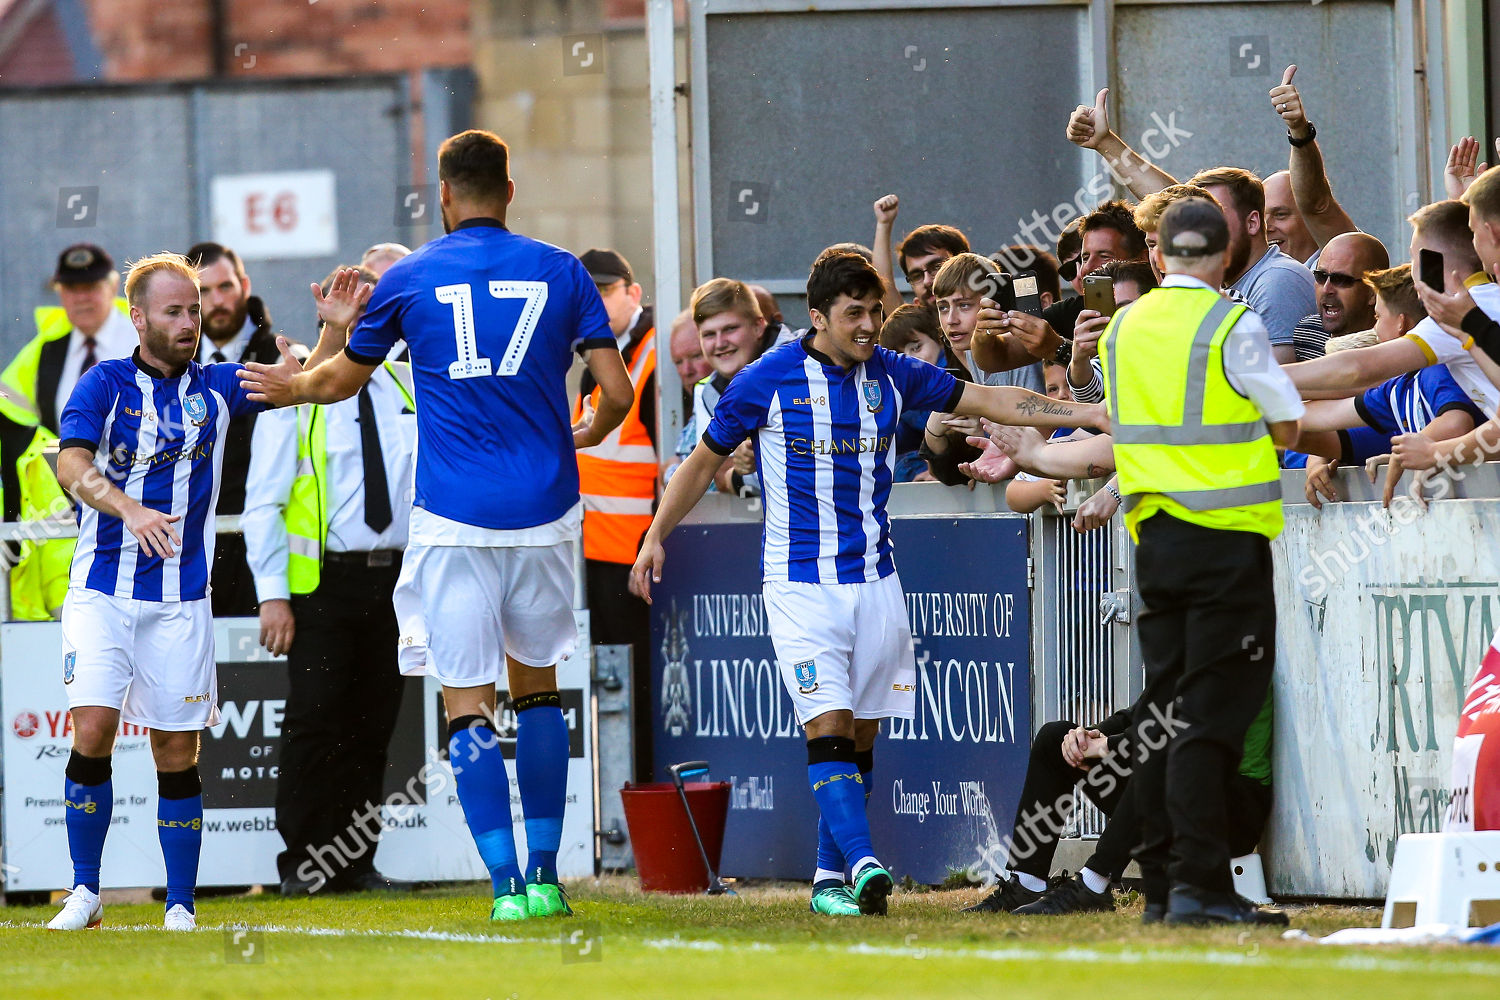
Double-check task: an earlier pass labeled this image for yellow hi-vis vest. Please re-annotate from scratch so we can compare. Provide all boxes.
[284,363,415,595]
[0,393,74,620]
[2,299,131,409]
[1098,285,1284,541]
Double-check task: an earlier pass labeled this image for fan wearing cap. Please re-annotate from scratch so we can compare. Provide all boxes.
[1096,197,1302,928]
[2,244,136,435]
[571,247,658,774]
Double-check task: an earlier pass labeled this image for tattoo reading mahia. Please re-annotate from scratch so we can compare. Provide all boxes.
[1015,398,1073,418]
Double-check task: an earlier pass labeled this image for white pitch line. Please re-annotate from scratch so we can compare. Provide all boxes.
[5,920,1500,976]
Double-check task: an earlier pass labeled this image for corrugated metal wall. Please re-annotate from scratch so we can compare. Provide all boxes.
[0,74,462,358]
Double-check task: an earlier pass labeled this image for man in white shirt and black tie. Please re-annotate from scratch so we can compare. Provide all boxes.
[242,265,419,895]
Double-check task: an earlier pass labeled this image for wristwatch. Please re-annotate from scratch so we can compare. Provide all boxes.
[1053,340,1073,366]
[1288,122,1317,148]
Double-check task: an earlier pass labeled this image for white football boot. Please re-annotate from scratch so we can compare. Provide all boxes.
[163,904,197,931]
[46,885,103,930]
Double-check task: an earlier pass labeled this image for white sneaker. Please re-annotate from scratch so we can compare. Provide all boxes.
[163,904,196,931]
[46,885,103,930]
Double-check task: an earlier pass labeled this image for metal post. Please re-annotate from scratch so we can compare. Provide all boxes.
[647,0,685,457]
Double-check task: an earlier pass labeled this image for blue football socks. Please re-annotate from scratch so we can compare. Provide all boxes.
[813,749,874,884]
[449,716,523,896]
[157,766,203,914]
[807,736,877,877]
[514,691,569,885]
[64,751,113,895]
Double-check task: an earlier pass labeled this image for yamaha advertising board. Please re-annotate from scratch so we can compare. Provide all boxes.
[652,516,1032,884]
[1,614,595,891]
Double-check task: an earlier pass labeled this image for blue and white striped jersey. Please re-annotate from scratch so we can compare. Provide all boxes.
[1355,364,1485,436]
[703,336,962,584]
[59,352,265,602]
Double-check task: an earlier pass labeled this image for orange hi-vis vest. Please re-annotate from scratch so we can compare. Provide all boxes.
[574,331,657,563]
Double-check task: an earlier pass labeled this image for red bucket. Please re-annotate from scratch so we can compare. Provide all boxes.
[620,781,731,893]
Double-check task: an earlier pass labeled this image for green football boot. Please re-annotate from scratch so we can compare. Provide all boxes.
[810,883,862,916]
[490,892,530,921]
[853,864,894,916]
[526,881,573,918]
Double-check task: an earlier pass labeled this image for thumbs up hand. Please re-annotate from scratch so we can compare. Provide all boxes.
[1269,65,1311,140]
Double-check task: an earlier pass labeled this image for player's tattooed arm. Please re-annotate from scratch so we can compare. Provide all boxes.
[989,426,1117,481]
[954,382,1110,433]
[57,446,182,558]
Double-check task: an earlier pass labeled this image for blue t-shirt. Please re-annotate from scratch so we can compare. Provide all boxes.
[1231,244,1317,348]
[347,219,615,530]
[60,354,265,601]
[703,336,962,584]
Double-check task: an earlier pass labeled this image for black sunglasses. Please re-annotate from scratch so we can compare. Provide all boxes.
[1313,269,1361,289]
[1059,255,1081,282]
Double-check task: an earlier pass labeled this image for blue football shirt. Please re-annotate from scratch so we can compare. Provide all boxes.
[346,219,615,530]
[60,353,265,602]
[703,336,962,584]
[1355,364,1484,436]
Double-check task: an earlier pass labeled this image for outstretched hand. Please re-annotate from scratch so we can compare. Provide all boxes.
[237,336,304,408]
[1444,137,1491,200]
[312,266,373,332]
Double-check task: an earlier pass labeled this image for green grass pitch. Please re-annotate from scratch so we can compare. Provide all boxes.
[4,879,1499,999]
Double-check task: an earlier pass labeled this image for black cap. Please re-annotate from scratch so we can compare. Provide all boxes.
[53,243,113,284]
[1158,198,1230,259]
[579,248,634,286]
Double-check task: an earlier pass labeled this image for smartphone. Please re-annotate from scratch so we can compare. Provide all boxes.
[1419,247,1444,292]
[1083,274,1117,316]
[1011,270,1043,317]
[972,269,1016,312]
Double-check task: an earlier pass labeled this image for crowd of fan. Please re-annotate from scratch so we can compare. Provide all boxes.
[665,66,1500,524]
[11,66,1500,615]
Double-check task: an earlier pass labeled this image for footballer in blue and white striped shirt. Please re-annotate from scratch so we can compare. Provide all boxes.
[48,252,267,933]
[631,249,1105,917]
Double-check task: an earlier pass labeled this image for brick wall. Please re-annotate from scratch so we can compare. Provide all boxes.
[82,0,471,82]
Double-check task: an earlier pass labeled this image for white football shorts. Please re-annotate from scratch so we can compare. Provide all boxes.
[60,588,219,731]
[392,540,578,687]
[763,573,917,724]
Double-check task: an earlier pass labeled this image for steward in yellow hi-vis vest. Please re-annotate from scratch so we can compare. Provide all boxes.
[0,388,73,620]
[1101,287,1283,540]
[1098,197,1303,928]
[2,243,135,434]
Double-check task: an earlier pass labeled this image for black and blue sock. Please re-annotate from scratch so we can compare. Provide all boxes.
[157,766,202,914]
[448,715,523,897]
[64,750,113,895]
[514,691,568,886]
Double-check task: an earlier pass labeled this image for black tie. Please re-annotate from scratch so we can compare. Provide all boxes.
[80,337,97,377]
[358,384,392,533]
[211,350,227,363]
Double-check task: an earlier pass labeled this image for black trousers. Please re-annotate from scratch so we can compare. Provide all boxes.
[275,559,406,883]
[211,534,260,617]
[585,558,653,781]
[1131,514,1276,900]
[1007,719,1273,882]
